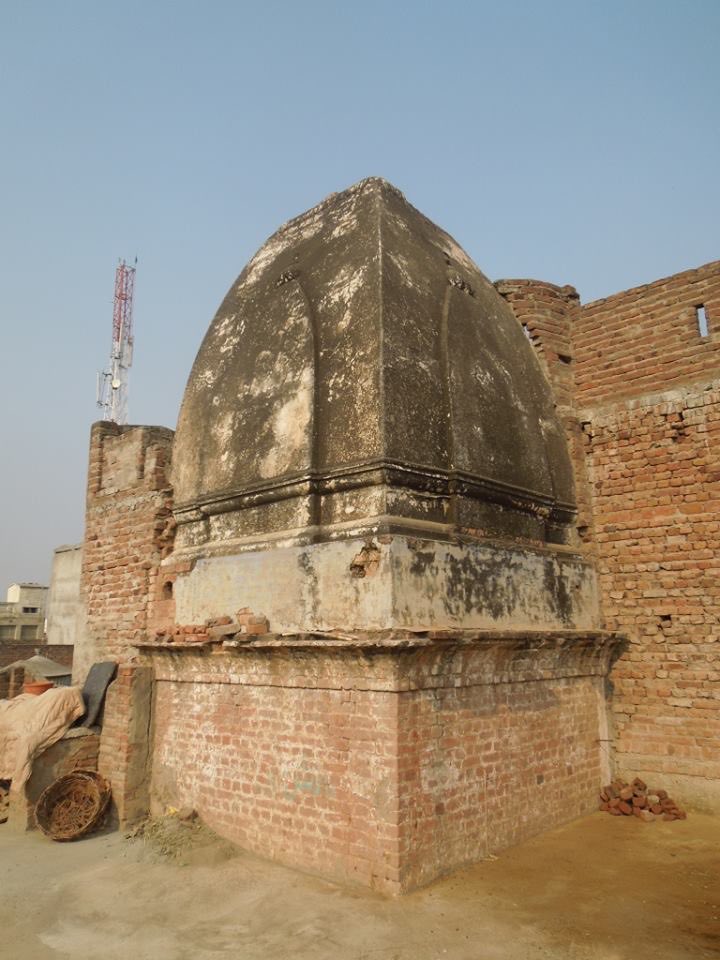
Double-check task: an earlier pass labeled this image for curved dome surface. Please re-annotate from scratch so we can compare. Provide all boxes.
[173,178,575,547]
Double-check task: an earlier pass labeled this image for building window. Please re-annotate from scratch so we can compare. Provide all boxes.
[22,606,39,614]
[0,625,15,640]
[696,305,709,338]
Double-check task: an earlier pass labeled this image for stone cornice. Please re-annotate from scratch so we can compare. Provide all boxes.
[174,458,576,527]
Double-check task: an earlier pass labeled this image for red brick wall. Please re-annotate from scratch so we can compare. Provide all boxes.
[572,261,720,809]
[144,634,614,893]
[78,421,174,678]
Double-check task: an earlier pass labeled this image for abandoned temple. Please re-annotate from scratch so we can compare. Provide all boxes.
[42,179,720,892]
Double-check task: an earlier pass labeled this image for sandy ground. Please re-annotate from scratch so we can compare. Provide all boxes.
[1,812,718,960]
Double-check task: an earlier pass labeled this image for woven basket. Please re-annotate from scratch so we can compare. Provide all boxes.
[35,770,111,842]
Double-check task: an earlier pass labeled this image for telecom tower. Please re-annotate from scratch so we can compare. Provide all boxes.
[97,259,136,424]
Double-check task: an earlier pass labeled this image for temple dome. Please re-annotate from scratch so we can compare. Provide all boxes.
[173,178,575,548]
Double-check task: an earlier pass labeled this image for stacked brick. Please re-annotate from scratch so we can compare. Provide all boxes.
[598,777,687,822]
[149,646,400,890]
[0,668,22,700]
[151,610,270,647]
[396,674,605,890]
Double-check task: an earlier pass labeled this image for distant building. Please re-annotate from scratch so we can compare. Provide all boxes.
[46,544,83,646]
[0,583,48,642]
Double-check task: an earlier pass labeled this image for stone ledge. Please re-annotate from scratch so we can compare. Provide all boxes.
[136,626,620,652]
[134,628,626,692]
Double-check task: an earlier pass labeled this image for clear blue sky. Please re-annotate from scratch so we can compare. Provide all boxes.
[1,0,718,591]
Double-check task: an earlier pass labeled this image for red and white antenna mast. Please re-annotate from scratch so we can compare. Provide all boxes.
[97,259,136,424]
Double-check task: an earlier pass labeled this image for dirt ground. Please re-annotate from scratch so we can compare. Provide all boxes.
[1,812,718,960]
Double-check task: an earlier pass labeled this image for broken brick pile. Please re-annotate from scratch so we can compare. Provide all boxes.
[153,609,270,646]
[599,777,687,822]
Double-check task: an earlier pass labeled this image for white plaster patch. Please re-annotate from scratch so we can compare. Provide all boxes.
[258,366,313,478]
[388,252,417,288]
[246,352,294,398]
[330,213,358,239]
[472,367,494,387]
[219,334,241,355]
[197,368,218,389]
[242,215,324,289]
[440,237,480,275]
[321,264,367,310]
[421,756,461,796]
[215,314,236,338]
[211,410,235,459]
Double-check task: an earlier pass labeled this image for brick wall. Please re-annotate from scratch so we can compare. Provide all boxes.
[397,675,604,890]
[573,262,720,809]
[77,421,174,682]
[143,633,615,894]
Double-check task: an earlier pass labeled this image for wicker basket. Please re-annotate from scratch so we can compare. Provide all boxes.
[35,770,111,842]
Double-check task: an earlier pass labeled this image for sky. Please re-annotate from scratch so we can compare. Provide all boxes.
[1,0,718,592]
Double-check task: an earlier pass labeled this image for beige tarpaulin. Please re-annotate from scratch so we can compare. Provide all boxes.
[0,687,85,790]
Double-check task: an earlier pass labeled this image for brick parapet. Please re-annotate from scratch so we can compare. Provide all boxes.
[79,422,175,673]
[574,260,720,406]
